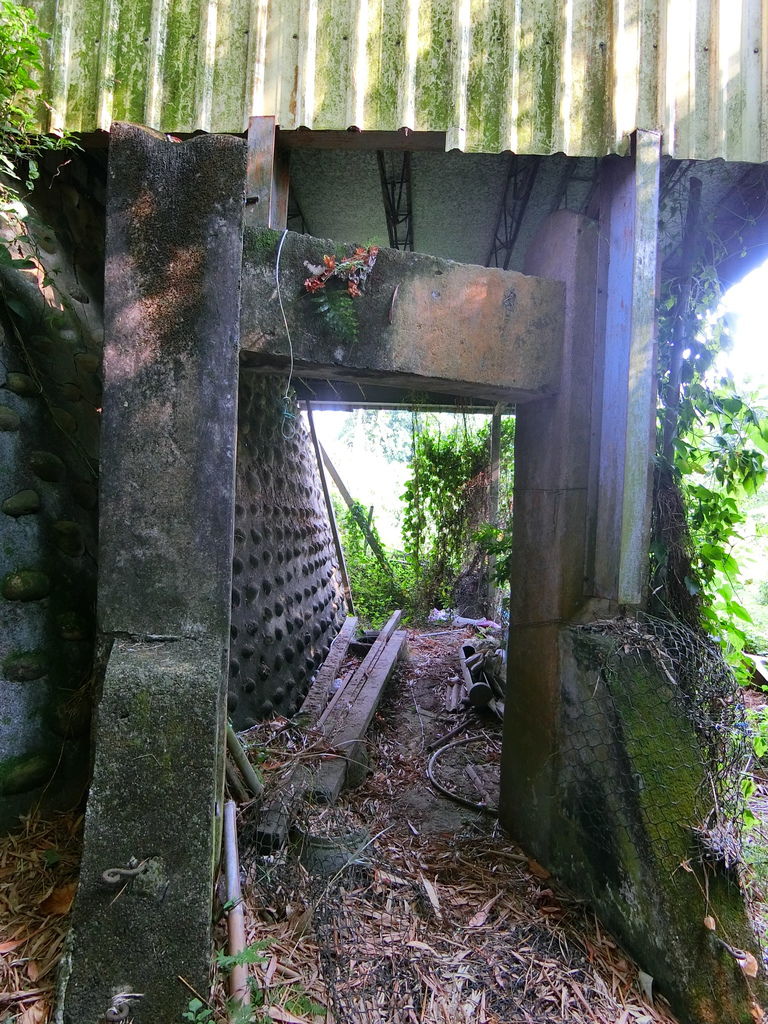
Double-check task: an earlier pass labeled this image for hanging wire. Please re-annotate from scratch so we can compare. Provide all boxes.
[275,228,296,439]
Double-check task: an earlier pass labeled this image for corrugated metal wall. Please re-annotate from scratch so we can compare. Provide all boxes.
[25,0,768,161]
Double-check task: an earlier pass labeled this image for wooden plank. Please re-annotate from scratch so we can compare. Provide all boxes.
[246,115,276,228]
[255,610,402,851]
[316,610,402,729]
[254,764,315,854]
[270,146,290,229]
[297,615,358,724]
[313,630,408,800]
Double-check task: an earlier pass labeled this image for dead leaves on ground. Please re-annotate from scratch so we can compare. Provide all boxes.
[0,811,82,1023]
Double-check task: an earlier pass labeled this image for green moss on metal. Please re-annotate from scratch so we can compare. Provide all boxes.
[414,0,453,130]
[312,0,353,127]
[162,0,200,130]
[466,1,510,152]
[112,0,153,123]
[365,0,406,129]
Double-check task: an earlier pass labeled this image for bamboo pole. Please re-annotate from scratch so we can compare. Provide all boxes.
[304,401,355,614]
[226,723,264,799]
[225,758,249,803]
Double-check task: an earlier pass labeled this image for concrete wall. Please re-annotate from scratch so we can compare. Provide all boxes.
[230,373,347,728]
[500,209,598,851]
[0,167,104,830]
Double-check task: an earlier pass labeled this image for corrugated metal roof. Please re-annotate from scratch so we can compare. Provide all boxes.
[23,0,768,161]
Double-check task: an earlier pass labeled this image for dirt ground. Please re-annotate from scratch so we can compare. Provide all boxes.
[3,625,737,1023]
[231,627,680,1024]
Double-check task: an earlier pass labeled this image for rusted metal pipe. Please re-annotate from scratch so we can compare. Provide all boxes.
[223,800,250,1016]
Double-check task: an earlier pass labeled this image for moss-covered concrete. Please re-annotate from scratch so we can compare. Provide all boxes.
[62,638,226,1024]
[97,124,246,640]
[62,125,244,1024]
[550,628,765,1024]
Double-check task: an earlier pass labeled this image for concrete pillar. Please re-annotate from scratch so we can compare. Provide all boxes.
[587,131,661,605]
[499,133,661,863]
[499,210,598,856]
[61,124,246,1024]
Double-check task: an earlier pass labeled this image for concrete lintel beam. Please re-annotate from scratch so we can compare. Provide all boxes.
[240,229,565,403]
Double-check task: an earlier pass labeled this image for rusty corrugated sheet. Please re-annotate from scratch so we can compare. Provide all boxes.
[23,0,768,160]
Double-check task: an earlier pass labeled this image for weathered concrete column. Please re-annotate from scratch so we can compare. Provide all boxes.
[499,210,598,857]
[61,125,246,1024]
[587,130,661,605]
[500,135,661,860]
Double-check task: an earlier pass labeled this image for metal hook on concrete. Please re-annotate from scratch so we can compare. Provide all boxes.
[104,992,144,1020]
[102,857,148,885]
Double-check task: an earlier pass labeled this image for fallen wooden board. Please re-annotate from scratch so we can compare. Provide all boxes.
[312,629,408,801]
[256,612,403,852]
[316,610,402,729]
[297,616,358,725]
[254,764,316,853]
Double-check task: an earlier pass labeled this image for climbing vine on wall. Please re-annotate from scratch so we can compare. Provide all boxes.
[0,0,73,220]
[652,177,768,669]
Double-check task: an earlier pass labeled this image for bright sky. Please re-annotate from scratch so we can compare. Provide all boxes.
[718,259,768,394]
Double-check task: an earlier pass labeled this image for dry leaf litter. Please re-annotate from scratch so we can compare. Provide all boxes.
[230,628,681,1024]
[0,628,705,1023]
[0,811,82,1023]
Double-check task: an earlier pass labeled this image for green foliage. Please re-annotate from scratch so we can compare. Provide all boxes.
[338,409,414,463]
[215,939,272,972]
[181,998,214,1023]
[472,521,514,588]
[401,415,514,612]
[670,387,767,659]
[309,288,358,344]
[0,0,73,219]
[333,412,513,624]
[653,195,768,674]
[336,498,412,626]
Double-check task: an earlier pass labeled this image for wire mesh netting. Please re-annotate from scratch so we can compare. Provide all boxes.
[564,613,751,871]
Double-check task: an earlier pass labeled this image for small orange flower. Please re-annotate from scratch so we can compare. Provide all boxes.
[323,254,336,270]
